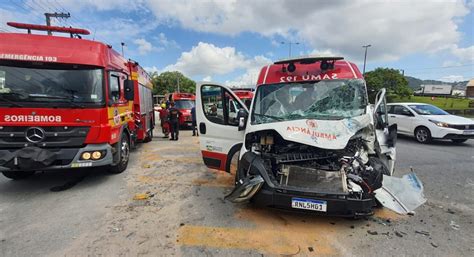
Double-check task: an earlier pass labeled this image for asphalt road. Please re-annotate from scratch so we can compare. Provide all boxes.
[0,131,472,257]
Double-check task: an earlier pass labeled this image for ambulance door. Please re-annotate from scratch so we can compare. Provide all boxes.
[373,88,397,175]
[196,83,248,172]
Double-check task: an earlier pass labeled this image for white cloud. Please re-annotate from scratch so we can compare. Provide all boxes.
[144,66,160,74]
[156,32,179,48]
[133,38,158,55]
[202,76,212,82]
[164,42,271,78]
[450,45,474,63]
[439,75,465,82]
[145,0,470,62]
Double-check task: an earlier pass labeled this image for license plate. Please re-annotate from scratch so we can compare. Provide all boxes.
[463,130,474,135]
[291,198,327,212]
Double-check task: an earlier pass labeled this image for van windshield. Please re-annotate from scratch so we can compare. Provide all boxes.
[251,79,367,124]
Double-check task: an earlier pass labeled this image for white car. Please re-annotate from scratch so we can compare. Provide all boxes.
[387,103,474,143]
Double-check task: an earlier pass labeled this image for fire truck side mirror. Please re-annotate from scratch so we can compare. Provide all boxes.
[124,80,134,101]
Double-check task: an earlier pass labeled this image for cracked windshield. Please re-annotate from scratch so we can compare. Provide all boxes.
[252,79,367,124]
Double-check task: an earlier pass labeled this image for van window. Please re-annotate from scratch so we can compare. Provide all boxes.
[201,85,242,126]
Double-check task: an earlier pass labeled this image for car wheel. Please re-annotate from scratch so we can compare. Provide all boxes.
[414,127,432,143]
[2,170,35,180]
[451,139,468,144]
[108,133,130,174]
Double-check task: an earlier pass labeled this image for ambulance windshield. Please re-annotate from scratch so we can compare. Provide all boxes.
[0,62,103,107]
[251,79,367,124]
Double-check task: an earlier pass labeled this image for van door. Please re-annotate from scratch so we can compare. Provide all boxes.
[196,83,248,172]
[373,88,397,175]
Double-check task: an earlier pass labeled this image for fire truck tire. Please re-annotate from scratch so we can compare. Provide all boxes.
[108,133,130,174]
[144,123,153,143]
[2,170,35,180]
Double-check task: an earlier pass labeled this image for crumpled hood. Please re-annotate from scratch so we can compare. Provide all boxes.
[247,114,372,150]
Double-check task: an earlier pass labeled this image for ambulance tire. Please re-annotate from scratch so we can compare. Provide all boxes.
[108,133,130,174]
[2,170,35,180]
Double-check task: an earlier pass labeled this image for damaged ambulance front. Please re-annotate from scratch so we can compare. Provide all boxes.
[196,57,397,217]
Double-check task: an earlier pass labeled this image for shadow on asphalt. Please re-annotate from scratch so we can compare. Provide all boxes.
[0,167,114,194]
[397,134,473,147]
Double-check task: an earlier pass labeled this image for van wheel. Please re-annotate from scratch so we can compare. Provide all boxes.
[2,170,35,180]
[451,139,467,144]
[414,127,432,143]
[108,133,130,174]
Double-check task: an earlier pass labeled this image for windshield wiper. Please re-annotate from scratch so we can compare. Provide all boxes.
[0,94,23,107]
[28,94,85,108]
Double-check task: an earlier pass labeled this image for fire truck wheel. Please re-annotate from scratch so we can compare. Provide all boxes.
[108,133,130,174]
[144,125,153,143]
[2,170,35,180]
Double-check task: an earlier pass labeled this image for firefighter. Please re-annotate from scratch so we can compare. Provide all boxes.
[168,102,182,140]
[158,103,170,138]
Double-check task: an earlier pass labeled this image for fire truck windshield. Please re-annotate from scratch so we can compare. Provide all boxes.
[174,100,195,109]
[251,79,368,124]
[0,63,104,107]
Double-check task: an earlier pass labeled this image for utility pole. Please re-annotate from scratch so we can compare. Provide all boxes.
[281,41,300,58]
[362,44,371,75]
[177,77,180,93]
[44,12,70,35]
[121,42,126,57]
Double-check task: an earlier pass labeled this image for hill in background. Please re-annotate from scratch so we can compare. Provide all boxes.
[405,76,469,90]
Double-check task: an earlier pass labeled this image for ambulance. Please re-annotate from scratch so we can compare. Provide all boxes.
[195,56,397,217]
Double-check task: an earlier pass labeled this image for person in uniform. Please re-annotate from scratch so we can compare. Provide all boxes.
[158,103,170,138]
[168,102,182,140]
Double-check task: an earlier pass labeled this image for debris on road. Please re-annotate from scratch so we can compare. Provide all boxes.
[395,231,404,237]
[133,192,154,200]
[367,230,378,235]
[374,172,426,215]
[431,242,439,248]
[415,230,430,236]
[450,220,460,230]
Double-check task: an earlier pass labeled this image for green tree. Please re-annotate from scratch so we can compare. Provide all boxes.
[364,68,412,103]
[151,71,196,95]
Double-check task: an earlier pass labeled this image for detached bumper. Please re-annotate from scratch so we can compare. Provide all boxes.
[0,144,113,171]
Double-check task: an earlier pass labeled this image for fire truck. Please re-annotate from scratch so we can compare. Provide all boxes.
[165,92,195,127]
[195,56,398,217]
[0,22,154,179]
[232,90,254,109]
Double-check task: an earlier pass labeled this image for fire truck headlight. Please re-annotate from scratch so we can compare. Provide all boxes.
[81,152,91,160]
[92,151,102,160]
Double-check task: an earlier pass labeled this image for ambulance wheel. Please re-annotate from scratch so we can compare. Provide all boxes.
[2,170,35,180]
[108,133,130,174]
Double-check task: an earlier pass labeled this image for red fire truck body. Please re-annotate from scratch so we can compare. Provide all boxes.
[0,23,154,179]
[166,92,195,127]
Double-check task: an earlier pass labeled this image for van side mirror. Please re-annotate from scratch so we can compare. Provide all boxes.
[124,80,134,101]
[237,108,248,131]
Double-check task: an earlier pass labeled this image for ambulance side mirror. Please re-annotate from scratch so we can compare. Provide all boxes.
[124,80,134,101]
[237,108,248,131]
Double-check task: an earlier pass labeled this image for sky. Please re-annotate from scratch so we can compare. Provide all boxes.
[0,0,473,87]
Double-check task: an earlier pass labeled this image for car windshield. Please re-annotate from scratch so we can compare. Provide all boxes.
[174,100,195,109]
[408,104,449,115]
[0,63,104,106]
[251,79,367,124]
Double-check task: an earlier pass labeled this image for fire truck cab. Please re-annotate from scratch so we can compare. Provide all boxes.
[0,23,154,179]
[166,92,195,127]
[196,56,397,217]
[232,90,254,109]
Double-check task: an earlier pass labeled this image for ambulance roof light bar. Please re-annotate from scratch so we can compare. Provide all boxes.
[7,22,90,38]
[274,56,344,73]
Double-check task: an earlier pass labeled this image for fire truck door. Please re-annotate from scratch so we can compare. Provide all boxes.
[196,83,248,172]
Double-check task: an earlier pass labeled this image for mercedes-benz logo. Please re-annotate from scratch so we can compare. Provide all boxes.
[25,127,46,143]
